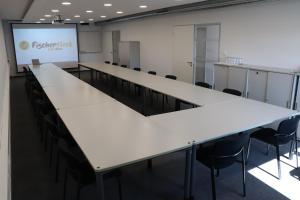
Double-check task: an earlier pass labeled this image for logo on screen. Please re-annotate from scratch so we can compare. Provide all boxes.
[19,41,29,50]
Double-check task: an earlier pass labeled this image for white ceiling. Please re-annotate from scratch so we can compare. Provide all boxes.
[23,0,207,23]
[0,0,32,20]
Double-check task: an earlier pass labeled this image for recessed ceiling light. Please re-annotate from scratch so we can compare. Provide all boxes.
[74,15,80,18]
[100,15,107,18]
[40,18,45,21]
[116,11,123,14]
[104,3,112,7]
[88,19,94,21]
[86,10,93,13]
[139,5,148,9]
[61,2,71,5]
[44,14,52,18]
[51,9,59,13]
[65,18,71,21]
[36,21,41,23]
[80,21,85,23]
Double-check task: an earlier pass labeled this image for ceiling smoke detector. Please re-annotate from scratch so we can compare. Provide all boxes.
[52,15,64,24]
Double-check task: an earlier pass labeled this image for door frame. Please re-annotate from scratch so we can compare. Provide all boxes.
[194,23,221,84]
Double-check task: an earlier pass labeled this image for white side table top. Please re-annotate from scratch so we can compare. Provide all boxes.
[79,62,238,106]
[57,103,191,172]
[43,85,116,110]
[149,98,299,144]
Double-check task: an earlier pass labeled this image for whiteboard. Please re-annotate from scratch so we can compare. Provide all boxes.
[79,31,101,53]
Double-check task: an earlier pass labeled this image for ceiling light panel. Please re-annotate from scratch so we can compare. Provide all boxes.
[24,0,204,22]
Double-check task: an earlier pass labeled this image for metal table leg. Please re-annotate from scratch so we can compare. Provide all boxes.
[90,69,94,85]
[142,87,147,116]
[189,144,197,199]
[96,173,105,200]
[184,147,192,200]
[78,65,81,79]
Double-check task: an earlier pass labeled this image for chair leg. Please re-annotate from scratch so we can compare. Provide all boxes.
[76,182,81,200]
[289,140,294,160]
[210,166,217,200]
[295,134,298,168]
[49,138,54,167]
[215,169,220,177]
[117,177,123,200]
[55,151,60,182]
[276,145,281,180]
[246,138,252,163]
[242,148,246,197]
[266,144,270,156]
[63,169,68,200]
[147,159,153,169]
[162,95,165,112]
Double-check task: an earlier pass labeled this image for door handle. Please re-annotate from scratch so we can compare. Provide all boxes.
[187,62,193,67]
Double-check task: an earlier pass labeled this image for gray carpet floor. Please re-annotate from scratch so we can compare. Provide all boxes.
[10,71,298,200]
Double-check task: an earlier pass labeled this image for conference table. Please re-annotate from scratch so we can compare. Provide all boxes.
[29,63,298,200]
[78,63,240,107]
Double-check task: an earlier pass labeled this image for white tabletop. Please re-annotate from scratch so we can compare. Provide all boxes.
[30,63,299,174]
[57,103,191,172]
[29,64,89,88]
[79,63,238,106]
[43,85,117,110]
[149,98,299,144]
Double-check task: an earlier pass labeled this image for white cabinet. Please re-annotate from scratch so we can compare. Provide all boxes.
[119,41,140,69]
[214,65,228,91]
[247,70,268,102]
[228,67,247,96]
[266,72,294,108]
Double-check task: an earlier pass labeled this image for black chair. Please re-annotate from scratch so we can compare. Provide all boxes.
[133,68,141,96]
[197,134,248,200]
[58,140,122,200]
[247,117,299,179]
[163,75,177,111]
[223,88,242,96]
[196,82,212,89]
[112,63,119,66]
[105,61,111,64]
[147,71,161,106]
[119,65,130,92]
[148,71,156,75]
[165,75,177,80]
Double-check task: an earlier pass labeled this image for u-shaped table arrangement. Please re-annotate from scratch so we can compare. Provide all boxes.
[29,63,298,200]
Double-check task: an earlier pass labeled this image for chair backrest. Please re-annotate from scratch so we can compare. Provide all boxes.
[134,68,141,71]
[58,140,82,170]
[121,65,127,68]
[32,59,40,65]
[195,82,212,89]
[112,62,118,66]
[276,117,300,144]
[105,61,111,64]
[223,88,242,96]
[212,134,248,169]
[165,75,177,80]
[44,112,59,137]
[23,66,29,73]
[148,71,156,75]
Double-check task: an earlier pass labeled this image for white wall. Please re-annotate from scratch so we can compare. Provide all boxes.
[0,19,11,200]
[102,0,300,76]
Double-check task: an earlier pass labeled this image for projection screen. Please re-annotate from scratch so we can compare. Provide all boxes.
[12,24,79,72]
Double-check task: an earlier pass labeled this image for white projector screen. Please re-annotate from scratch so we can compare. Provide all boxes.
[12,24,79,72]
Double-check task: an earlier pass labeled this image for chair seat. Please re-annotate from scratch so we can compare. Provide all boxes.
[251,128,278,145]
